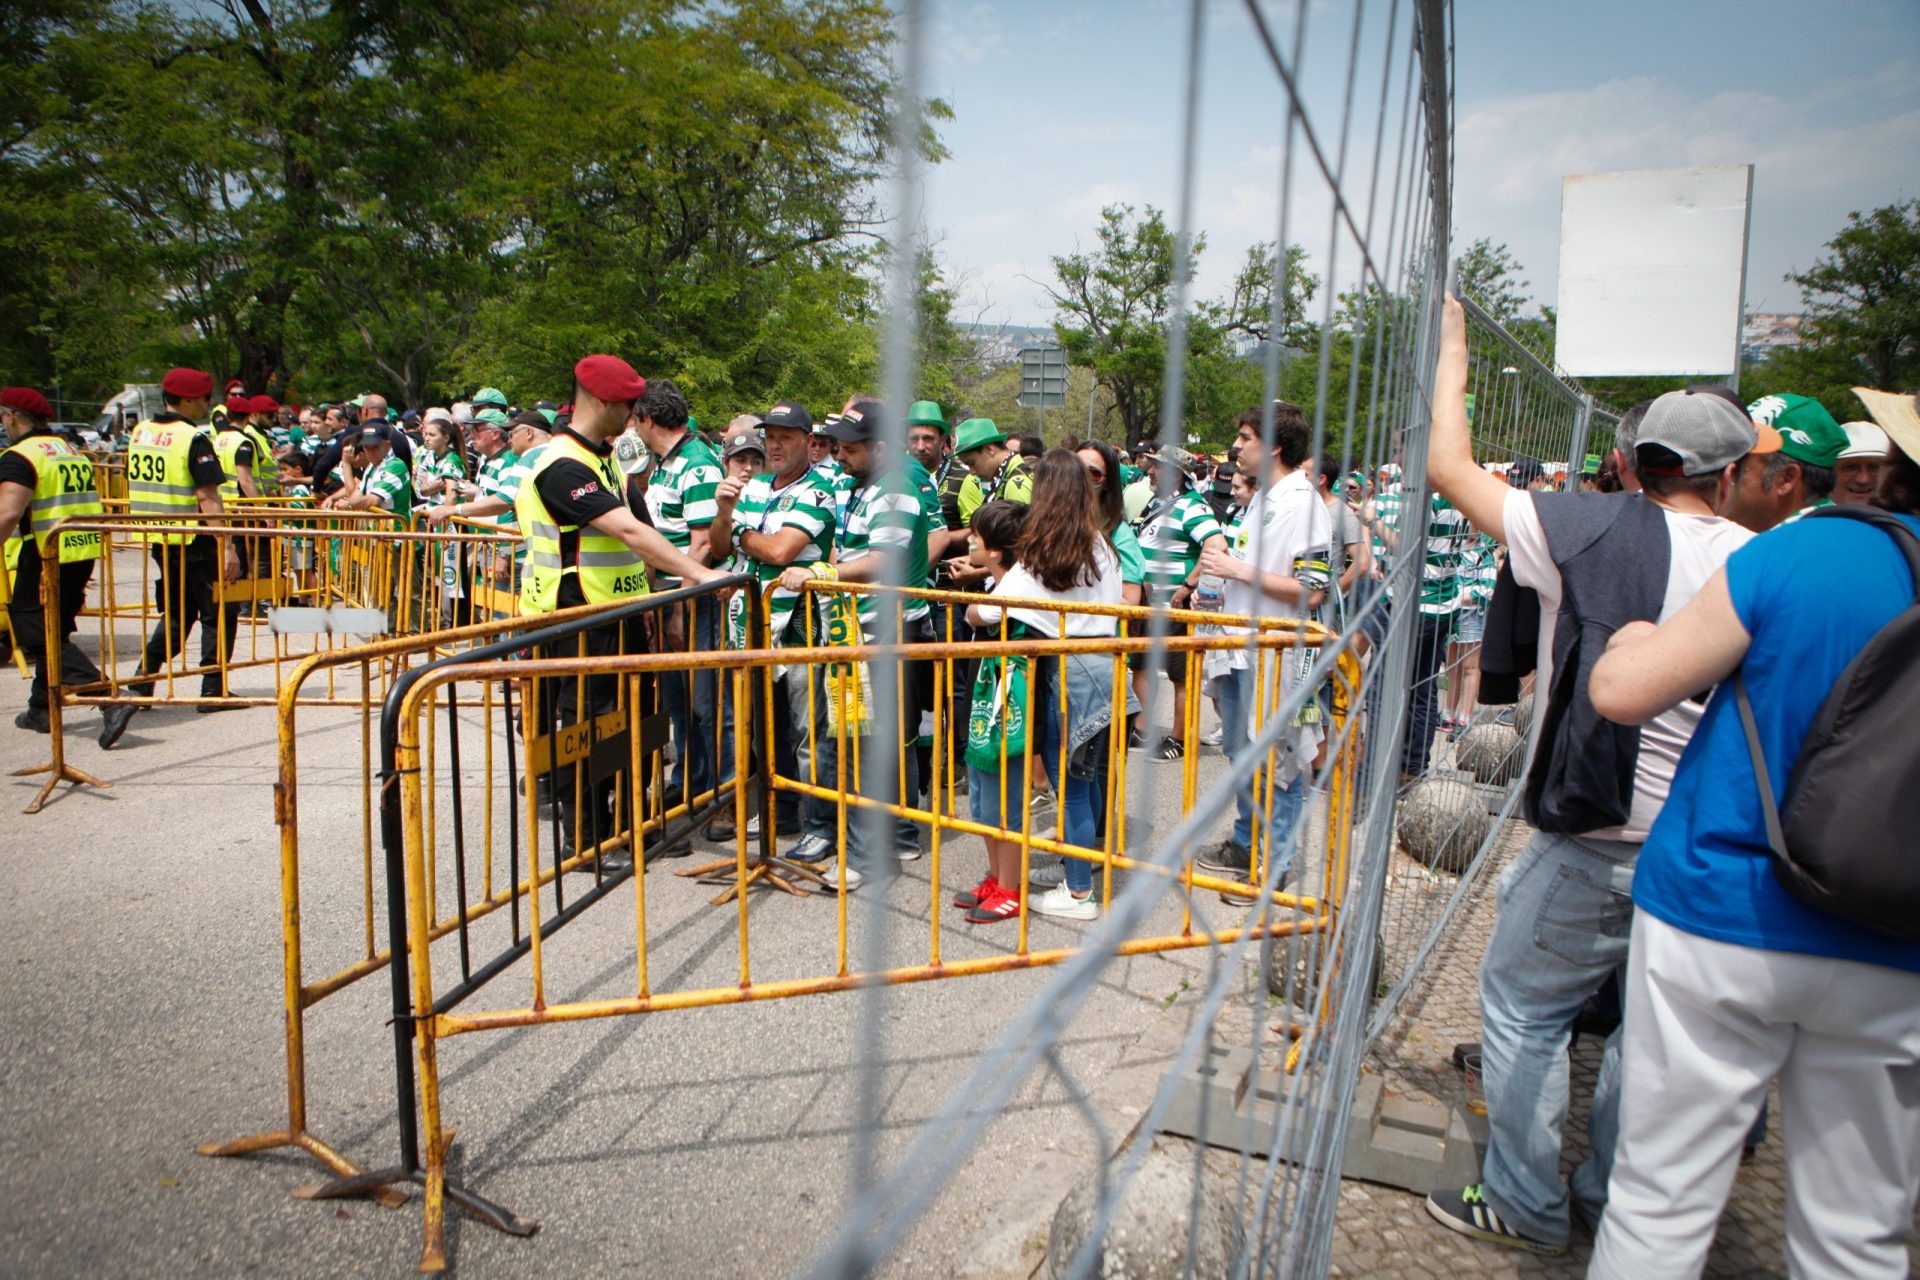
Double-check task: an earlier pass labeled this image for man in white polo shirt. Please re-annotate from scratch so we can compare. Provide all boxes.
[1196,400,1331,899]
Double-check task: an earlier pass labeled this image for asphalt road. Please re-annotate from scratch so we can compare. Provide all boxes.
[0,616,1291,1277]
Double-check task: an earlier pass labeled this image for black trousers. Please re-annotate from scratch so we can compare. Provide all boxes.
[1399,609,1452,776]
[134,539,234,698]
[535,616,639,853]
[10,557,99,713]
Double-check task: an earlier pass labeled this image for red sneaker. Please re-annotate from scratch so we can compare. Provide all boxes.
[965,883,1023,924]
[953,875,1000,910]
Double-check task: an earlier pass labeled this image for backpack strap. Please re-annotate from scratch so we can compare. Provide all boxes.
[1735,673,1789,859]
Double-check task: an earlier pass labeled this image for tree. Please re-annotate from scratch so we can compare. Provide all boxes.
[1046,205,1317,446]
[1455,237,1531,324]
[1786,201,1920,395]
[1217,241,1319,350]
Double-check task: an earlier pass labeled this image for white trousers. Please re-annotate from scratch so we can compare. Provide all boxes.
[1589,911,1920,1279]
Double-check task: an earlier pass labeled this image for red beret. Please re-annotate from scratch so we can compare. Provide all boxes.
[573,354,646,405]
[249,394,279,414]
[223,395,251,416]
[162,367,214,399]
[0,386,53,420]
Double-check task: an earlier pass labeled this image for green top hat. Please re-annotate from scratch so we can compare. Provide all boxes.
[908,400,949,432]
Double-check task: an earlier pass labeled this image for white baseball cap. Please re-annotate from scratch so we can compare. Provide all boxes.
[1838,420,1891,461]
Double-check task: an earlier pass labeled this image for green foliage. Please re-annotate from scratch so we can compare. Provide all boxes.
[1760,200,1920,415]
[1,0,936,422]
[1047,203,1315,447]
[1456,237,1532,325]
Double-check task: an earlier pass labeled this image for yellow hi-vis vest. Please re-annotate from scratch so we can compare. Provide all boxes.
[244,421,281,497]
[127,419,203,544]
[3,434,105,563]
[514,432,646,615]
[213,427,257,503]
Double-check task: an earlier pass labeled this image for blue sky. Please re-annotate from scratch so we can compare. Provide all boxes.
[917,0,1920,329]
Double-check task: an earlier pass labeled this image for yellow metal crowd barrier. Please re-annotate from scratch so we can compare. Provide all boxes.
[16,510,521,812]
[269,581,1364,1271]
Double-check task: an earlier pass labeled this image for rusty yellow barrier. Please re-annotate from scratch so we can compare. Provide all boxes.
[197,580,751,1212]
[15,511,521,812]
[295,581,1361,1271]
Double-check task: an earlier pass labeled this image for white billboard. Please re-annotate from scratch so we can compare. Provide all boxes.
[1555,165,1753,377]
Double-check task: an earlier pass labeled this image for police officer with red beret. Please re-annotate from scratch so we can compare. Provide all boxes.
[116,367,241,736]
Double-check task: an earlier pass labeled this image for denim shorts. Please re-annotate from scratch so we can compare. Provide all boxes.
[969,763,1019,832]
[1454,607,1486,645]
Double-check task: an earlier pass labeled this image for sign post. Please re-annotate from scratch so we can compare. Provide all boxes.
[1017,346,1069,440]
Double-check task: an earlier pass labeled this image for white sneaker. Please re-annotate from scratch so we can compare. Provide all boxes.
[1028,862,1067,888]
[786,834,832,864]
[1199,728,1224,747]
[744,815,761,839]
[1031,884,1097,920]
[818,864,865,893]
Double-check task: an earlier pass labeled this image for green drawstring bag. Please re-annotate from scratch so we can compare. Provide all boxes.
[966,622,1032,772]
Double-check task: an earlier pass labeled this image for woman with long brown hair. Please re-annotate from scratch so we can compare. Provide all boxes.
[967,449,1121,920]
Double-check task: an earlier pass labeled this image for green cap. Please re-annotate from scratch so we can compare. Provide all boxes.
[474,407,511,428]
[953,418,1006,456]
[1582,453,1601,475]
[908,400,949,432]
[471,386,509,410]
[1747,393,1846,469]
[537,407,558,427]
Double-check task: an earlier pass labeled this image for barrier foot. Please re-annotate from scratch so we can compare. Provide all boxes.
[677,853,832,905]
[13,759,108,814]
[298,1164,538,1265]
[198,1128,409,1208]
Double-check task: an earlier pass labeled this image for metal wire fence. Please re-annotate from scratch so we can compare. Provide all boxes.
[800,0,1475,1275]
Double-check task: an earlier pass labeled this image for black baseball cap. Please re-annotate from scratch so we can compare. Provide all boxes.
[761,401,812,432]
[824,401,886,443]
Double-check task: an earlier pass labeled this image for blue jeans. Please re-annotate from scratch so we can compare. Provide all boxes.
[795,663,920,870]
[1479,829,1636,1245]
[1211,664,1308,877]
[1035,659,1098,895]
[662,595,731,799]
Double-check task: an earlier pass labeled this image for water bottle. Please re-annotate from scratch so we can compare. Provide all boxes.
[1193,573,1225,611]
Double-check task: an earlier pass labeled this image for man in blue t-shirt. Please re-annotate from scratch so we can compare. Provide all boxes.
[1584,404,1920,1280]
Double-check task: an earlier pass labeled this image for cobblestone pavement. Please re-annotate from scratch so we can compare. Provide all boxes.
[1330,822,1920,1278]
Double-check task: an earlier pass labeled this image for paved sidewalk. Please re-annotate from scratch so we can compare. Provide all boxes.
[1330,822,1920,1278]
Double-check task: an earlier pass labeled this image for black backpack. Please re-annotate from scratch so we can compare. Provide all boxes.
[1734,506,1920,940]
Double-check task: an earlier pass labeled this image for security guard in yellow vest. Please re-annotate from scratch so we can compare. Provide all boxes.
[121,366,241,729]
[514,354,721,861]
[0,386,132,743]
[243,396,283,499]
[213,396,264,503]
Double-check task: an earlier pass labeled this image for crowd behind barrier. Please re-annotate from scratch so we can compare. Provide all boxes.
[4,330,1916,1276]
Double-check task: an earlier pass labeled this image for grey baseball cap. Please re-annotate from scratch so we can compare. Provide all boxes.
[1634,389,1782,477]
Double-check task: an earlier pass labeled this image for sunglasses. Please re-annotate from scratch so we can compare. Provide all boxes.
[1083,465,1106,482]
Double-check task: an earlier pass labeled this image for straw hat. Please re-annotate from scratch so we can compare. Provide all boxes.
[1852,387,1920,464]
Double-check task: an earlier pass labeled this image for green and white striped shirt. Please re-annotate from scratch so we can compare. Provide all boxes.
[475,448,520,522]
[732,466,838,645]
[1135,487,1224,605]
[837,468,934,637]
[645,432,722,587]
[1374,487,1470,615]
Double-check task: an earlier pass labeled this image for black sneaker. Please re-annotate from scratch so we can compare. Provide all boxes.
[1195,840,1250,876]
[14,706,49,734]
[98,703,136,749]
[1424,1185,1567,1256]
[1127,727,1145,750]
[1151,735,1183,761]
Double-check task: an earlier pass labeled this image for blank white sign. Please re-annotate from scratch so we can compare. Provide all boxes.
[1555,165,1752,377]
